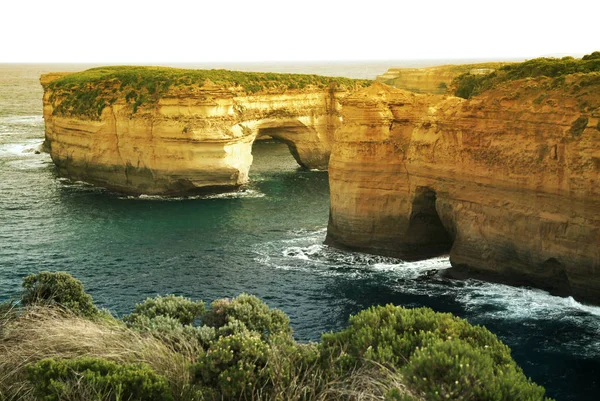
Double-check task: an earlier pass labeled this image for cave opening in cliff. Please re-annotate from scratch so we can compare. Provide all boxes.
[249,127,315,176]
[406,187,453,258]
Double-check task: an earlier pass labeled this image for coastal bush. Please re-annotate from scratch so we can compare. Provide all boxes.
[21,271,98,318]
[320,305,513,369]
[402,339,547,400]
[582,51,600,60]
[203,293,292,341]
[1,271,554,401]
[123,294,205,326]
[0,306,200,401]
[27,357,173,401]
[192,332,270,399]
[453,52,600,98]
[319,305,551,400]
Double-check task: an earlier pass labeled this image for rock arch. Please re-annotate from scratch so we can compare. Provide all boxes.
[42,78,346,195]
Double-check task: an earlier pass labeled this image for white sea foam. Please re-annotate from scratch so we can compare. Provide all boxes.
[0,141,43,157]
[456,279,600,321]
[255,228,600,352]
[0,115,43,125]
[119,189,266,201]
[202,189,265,199]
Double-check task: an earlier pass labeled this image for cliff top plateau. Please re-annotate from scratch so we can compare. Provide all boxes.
[42,66,371,120]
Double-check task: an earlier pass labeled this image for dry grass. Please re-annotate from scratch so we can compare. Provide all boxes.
[0,306,203,401]
[248,341,419,401]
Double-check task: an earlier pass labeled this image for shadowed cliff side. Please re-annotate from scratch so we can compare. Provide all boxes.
[326,70,600,303]
[41,67,370,195]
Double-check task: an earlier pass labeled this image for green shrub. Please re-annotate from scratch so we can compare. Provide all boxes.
[123,294,205,326]
[320,305,512,370]
[319,305,552,401]
[126,314,216,351]
[27,357,173,401]
[453,52,600,98]
[21,271,98,318]
[582,51,600,60]
[192,332,269,399]
[402,339,548,400]
[203,293,291,340]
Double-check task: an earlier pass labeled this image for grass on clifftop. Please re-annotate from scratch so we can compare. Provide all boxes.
[46,66,371,120]
[453,51,600,98]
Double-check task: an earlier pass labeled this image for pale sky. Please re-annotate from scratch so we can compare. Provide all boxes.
[1,0,598,63]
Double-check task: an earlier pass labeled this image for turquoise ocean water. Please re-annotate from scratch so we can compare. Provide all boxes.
[0,62,599,400]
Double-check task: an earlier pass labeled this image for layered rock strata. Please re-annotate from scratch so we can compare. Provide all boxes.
[326,79,600,303]
[41,72,358,195]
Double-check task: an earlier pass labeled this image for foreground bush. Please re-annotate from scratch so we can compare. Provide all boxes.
[21,271,98,318]
[27,357,173,401]
[0,271,553,401]
[320,305,550,400]
[123,295,205,326]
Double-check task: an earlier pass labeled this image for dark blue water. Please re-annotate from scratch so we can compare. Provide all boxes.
[1,64,599,401]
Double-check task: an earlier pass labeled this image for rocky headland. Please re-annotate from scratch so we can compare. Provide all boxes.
[376,62,513,94]
[327,55,600,303]
[41,67,369,194]
[41,56,600,303]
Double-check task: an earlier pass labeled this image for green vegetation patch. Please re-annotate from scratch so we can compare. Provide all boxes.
[27,357,173,401]
[46,66,371,120]
[21,271,99,318]
[453,53,600,98]
[1,271,553,401]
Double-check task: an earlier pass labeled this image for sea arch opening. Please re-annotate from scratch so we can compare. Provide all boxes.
[404,186,453,259]
[243,117,331,173]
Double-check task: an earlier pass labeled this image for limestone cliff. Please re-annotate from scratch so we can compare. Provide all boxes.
[41,67,369,195]
[326,75,600,303]
[376,62,512,94]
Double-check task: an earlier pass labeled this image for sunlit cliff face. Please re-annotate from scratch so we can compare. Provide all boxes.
[42,77,352,195]
[326,81,600,304]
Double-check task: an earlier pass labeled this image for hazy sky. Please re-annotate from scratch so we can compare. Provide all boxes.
[2,0,598,62]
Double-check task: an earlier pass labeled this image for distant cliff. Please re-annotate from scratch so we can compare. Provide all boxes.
[327,60,600,303]
[41,66,369,195]
[376,62,512,94]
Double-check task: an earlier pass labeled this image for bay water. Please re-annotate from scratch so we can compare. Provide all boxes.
[0,63,598,400]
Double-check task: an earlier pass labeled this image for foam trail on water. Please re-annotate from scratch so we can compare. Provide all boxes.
[255,228,600,360]
[0,141,43,157]
[0,115,43,125]
[118,189,266,201]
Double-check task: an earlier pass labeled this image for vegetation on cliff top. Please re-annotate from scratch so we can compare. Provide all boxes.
[453,52,600,98]
[377,62,513,94]
[45,66,372,120]
[0,271,553,401]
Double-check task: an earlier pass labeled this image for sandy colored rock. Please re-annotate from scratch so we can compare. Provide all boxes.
[376,62,512,94]
[326,79,600,303]
[41,74,353,195]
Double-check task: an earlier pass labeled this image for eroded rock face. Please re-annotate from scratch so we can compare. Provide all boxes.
[42,75,346,195]
[326,80,600,303]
